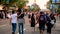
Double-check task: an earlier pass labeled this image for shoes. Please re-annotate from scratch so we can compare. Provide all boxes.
[12,32,15,34]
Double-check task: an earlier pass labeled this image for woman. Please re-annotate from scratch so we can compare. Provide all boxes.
[46,13,51,34]
[17,11,25,34]
[46,12,56,34]
[30,13,35,32]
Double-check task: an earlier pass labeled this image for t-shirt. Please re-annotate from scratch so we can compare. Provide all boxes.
[10,13,17,23]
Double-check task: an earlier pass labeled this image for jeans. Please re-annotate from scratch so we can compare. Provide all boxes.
[12,23,17,32]
[18,23,24,34]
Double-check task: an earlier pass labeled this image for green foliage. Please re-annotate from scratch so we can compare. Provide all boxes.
[57,6,60,14]
[46,0,51,9]
[0,0,5,5]
[0,0,28,8]
[28,4,40,11]
[16,0,28,8]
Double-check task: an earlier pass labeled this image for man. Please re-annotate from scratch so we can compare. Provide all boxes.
[10,10,17,34]
[38,12,46,34]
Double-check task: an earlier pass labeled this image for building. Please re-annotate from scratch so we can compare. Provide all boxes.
[50,0,60,13]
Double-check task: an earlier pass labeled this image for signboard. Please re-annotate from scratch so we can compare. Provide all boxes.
[50,4,54,10]
[52,0,60,3]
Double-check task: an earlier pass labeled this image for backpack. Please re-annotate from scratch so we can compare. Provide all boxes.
[46,15,50,21]
[39,15,45,21]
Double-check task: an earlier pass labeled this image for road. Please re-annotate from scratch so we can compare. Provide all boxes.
[0,16,60,34]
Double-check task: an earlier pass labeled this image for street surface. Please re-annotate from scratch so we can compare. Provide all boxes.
[0,15,60,34]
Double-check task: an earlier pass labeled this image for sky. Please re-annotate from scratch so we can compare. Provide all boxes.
[27,0,49,9]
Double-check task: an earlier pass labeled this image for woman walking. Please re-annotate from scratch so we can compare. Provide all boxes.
[46,12,56,34]
[30,13,35,32]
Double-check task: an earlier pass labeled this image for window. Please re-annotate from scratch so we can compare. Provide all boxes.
[52,0,56,3]
[56,0,60,3]
[52,0,60,3]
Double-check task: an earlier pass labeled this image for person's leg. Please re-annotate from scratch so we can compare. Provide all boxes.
[39,26,44,34]
[21,23,24,34]
[12,23,14,32]
[12,23,16,34]
[18,23,21,34]
[40,30,44,34]
[14,23,17,32]
[47,23,49,33]
[34,27,35,32]
[48,24,52,34]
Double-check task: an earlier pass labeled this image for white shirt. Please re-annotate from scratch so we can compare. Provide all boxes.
[7,13,11,18]
[10,13,17,23]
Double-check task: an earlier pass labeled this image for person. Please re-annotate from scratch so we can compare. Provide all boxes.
[50,12,56,27]
[0,11,4,21]
[17,11,25,34]
[10,10,17,34]
[0,12,2,21]
[45,13,51,34]
[30,13,35,32]
[7,12,11,19]
[28,13,31,19]
[46,12,56,34]
[38,12,46,34]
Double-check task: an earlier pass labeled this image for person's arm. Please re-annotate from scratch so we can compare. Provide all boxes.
[54,16,56,23]
[10,18,12,24]
[24,16,25,24]
[16,14,18,23]
[10,15,12,24]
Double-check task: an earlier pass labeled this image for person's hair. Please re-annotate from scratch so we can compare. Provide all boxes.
[40,12,44,14]
[12,10,15,14]
[31,13,34,19]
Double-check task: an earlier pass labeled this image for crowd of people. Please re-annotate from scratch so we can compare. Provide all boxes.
[28,10,56,34]
[0,6,56,34]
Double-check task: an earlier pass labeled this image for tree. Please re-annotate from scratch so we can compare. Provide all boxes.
[15,0,28,8]
[28,4,40,11]
[0,0,5,5]
[57,6,60,14]
[46,0,51,9]
[0,0,28,8]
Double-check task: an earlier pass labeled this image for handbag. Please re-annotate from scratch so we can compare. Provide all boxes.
[50,20,54,24]
[36,24,39,27]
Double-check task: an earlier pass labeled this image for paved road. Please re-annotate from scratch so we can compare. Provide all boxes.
[0,16,60,34]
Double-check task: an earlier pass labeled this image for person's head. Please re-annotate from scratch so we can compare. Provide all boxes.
[32,13,34,17]
[12,10,15,14]
[40,12,44,15]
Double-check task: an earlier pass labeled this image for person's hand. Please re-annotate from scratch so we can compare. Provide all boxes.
[9,22,11,25]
